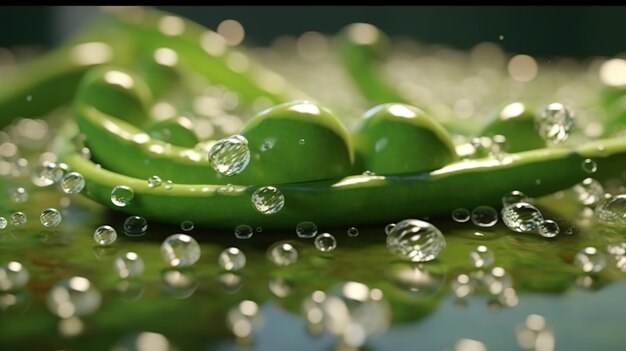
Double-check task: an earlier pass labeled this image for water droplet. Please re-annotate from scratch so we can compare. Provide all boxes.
[164,180,173,189]
[606,242,626,257]
[114,252,144,279]
[536,102,575,144]
[93,225,117,246]
[268,241,298,266]
[538,220,559,238]
[61,172,85,194]
[12,186,28,203]
[386,219,446,262]
[80,147,91,160]
[181,220,194,231]
[46,276,101,318]
[0,217,6,229]
[515,314,555,351]
[581,159,597,174]
[218,247,246,271]
[471,206,498,227]
[251,186,284,214]
[161,234,201,267]
[347,227,359,237]
[501,190,531,208]
[314,233,337,252]
[39,162,64,185]
[595,194,626,229]
[501,202,543,232]
[147,175,162,188]
[111,185,134,207]
[234,224,253,239]
[574,246,607,272]
[10,212,27,226]
[0,261,29,291]
[226,299,262,340]
[40,208,62,227]
[451,273,475,298]
[482,266,513,295]
[470,245,494,268]
[162,268,198,299]
[296,221,317,238]
[261,140,274,151]
[123,216,148,236]
[384,223,396,235]
[451,208,470,223]
[268,277,294,298]
[208,134,250,176]
[299,138,305,145]
[573,178,604,207]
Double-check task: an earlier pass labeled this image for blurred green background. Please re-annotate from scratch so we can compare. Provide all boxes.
[2,6,626,58]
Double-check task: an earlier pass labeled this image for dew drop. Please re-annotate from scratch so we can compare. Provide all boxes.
[234,224,253,239]
[501,190,531,208]
[268,241,298,266]
[251,186,284,214]
[386,219,446,262]
[147,175,162,188]
[347,227,359,237]
[0,217,7,229]
[314,233,337,252]
[384,223,396,235]
[160,234,201,267]
[208,134,250,176]
[471,206,498,227]
[218,247,246,271]
[574,246,607,273]
[10,212,27,226]
[581,159,597,174]
[111,185,134,207]
[40,208,62,227]
[114,252,144,279]
[451,208,470,223]
[12,186,28,203]
[0,261,29,291]
[46,276,101,318]
[61,172,85,194]
[469,245,494,268]
[296,221,317,238]
[501,202,543,232]
[538,220,559,238]
[573,178,604,207]
[181,220,194,232]
[123,216,148,236]
[595,194,626,229]
[164,180,173,189]
[536,102,575,144]
[93,225,117,246]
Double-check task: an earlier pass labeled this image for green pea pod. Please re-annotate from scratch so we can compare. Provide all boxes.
[59,121,626,229]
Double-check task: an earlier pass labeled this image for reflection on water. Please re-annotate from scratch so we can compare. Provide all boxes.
[161,269,198,299]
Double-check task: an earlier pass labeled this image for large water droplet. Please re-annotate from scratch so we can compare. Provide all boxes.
[111,185,134,207]
[40,208,62,227]
[61,172,85,194]
[219,247,246,271]
[251,186,284,214]
[471,206,498,227]
[501,202,543,232]
[93,225,117,246]
[114,252,144,279]
[538,220,559,238]
[46,276,101,318]
[161,234,201,267]
[10,212,27,226]
[208,134,250,176]
[268,241,298,266]
[501,190,531,208]
[386,219,446,262]
[595,194,626,229]
[296,221,317,238]
[314,233,337,252]
[123,215,148,236]
[0,261,29,291]
[536,102,575,144]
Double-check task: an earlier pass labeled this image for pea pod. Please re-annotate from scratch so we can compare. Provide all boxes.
[60,122,626,229]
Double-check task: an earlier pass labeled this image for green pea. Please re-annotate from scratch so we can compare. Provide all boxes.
[479,102,545,153]
[353,103,458,174]
[146,116,199,148]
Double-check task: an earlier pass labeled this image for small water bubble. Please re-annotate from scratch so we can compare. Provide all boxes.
[574,246,607,272]
[111,185,134,207]
[538,220,559,238]
[12,186,28,203]
[501,202,543,232]
[470,245,494,268]
[296,221,317,238]
[164,180,173,189]
[581,159,597,174]
[451,273,475,298]
[499,34,504,40]
[61,172,85,194]
[347,227,359,237]
[79,147,91,160]
[93,225,117,246]
[40,208,62,227]
[161,234,201,267]
[218,247,246,271]
[314,233,337,252]
[234,224,253,239]
[595,194,626,229]
[255,226,263,232]
[147,175,162,188]
[573,178,604,206]
[181,220,194,231]
[299,138,305,145]
[208,134,250,176]
[123,216,148,236]
[261,140,274,151]
[501,190,530,208]
[536,102,575,144]
[0,217,7,229]
[10,212,27,226]
[471,206,498,227]
[46,276,101,318]
[451,208,470,223]
[386,219,446,262]
[268,241,298,266]
[251,186,284,214]
[114,252,144,279]
[384,223,396,235]
[40,162,64,185]
[0,261,29,291]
